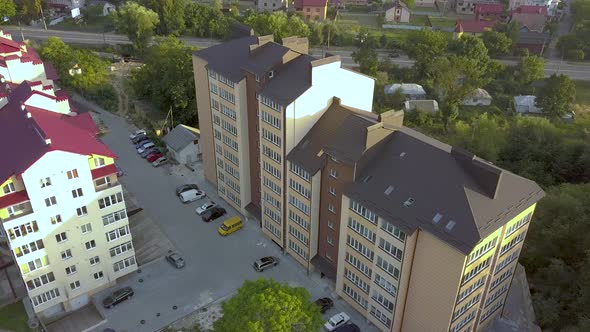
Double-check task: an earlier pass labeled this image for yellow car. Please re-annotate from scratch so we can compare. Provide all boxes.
[218,216,243,236]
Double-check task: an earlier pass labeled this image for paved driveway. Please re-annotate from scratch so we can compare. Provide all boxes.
[86,107,379,332]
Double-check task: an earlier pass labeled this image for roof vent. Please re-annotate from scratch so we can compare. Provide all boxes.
[403,197,414,208]
[268,70,274,78]
[21,104,26,111]
[45,138,51,145]
[432,213,443,224]
[363,175,372,183]
[445,220,456,232]
[384,185,394,195]
[26,112,31,118]
[400,152,406,158]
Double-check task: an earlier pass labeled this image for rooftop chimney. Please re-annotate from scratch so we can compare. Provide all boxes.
[365,123,393,151]
[45,138,51,145]
[379,110,404,127]
[282,36,309,55]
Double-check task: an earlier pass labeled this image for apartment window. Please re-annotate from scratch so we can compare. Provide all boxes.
[344,268,370,293]
[214,128,221,140]
[208,70,217,79]
[289,162,310,181]
[467,237,498,265]
[264,206,282,224]
[223,149,239,166]
[328,220,335,230]
[222,134,239,151]
[375,274,397,296]
[2,182,15,194]
[288,239,308,260]
[463,257,491,284]
[378,238,403,261]
[79,223,92,235]
[94,271,104,280]
[262,144,282,164]
[40,177,52,188]
[325,252,333,261]
[288,225,309,245]
[329,168,338,178]
[44,196,57,207]
[219,88,235,104]
[263,176,281,195]
[113,256,136,272]
[481,301,503,322]
[31,288,60,307]
[7,220,39,240]
[221,104,236,120]
[14,240,44,257]
[380,221,406,242]
[89,256,100,265]
[289,195,310,215]
[327,236,334,246]
[345,252,372,277]
[98,192,124,209]
[500,232,526,256]
[490,269,514,290]
[61,249,72,260]
[55,232,67,243]
[94,157,105,168]
[106,225,130,242]
[211,98,219,110]
[369,306,392,327]
[71,188,83,198]
[348,217,376,242]
[264,191,281,210]
[6,202,28,217]
[372,290,394,312]
[264,220,281,238]
[70,280,81,290]
[328,204,336,214]
[289,178,309,198]
[85,240,97,250]
[261,128,281,147]
[453,293,481,321]
[95,176,111,187]
[210,83,219,95]
[343,283,368,309]
[66,169,79,179]
[262,160,281,180]
[329,186,336,196]
[376,256,400,280]
[457,276,485,303]
[110,241,134,257]
[260,95,281,111]
[347,235,374,260]
[350,200,377,224]
[261,110,281,129]
[65,265,77,275]
[218,74,235,87]
[495,251,518,273]
[102,209,127,226]
[506,213,532,237]
[22,256,48,274]
[26,272,55,291]
[213,115,220,125]
[485,283,509,307]
[76,206,88,217]
[50,214,62,224]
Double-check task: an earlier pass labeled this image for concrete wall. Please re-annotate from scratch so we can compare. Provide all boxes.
[192,55,216,187]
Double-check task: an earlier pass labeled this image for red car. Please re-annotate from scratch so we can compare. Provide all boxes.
[147,153,164,162]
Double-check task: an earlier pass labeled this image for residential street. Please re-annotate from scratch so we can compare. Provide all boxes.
[78,98,379,332]
[5,26,590,81]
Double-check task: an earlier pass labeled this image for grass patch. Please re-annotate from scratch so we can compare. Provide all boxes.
[53,16,114,33]
[574,80,590,106]
[338,13,380,27]
[0,302,33,332]
[429,16,457,28]
[409,16,429,26]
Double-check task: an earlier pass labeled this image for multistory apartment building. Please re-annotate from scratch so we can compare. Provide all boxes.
[0,81,136,321]
[192,34,374,246]
[193,35,544,331]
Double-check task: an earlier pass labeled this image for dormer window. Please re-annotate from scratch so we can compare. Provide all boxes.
[255,74,260,82]
[268,71,274,79]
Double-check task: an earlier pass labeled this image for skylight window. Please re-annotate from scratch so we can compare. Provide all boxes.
[384,186,394,195]
[432,213,443,224]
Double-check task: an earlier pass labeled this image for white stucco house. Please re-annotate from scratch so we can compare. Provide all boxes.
[385,1,411,23]
[384,83,427,100]
[514,95,542,114]
[463,88,492,106]
[163,125,200,164]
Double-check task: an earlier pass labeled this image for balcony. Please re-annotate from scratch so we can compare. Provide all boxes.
[1,192,34,223]
[93,175,120,192]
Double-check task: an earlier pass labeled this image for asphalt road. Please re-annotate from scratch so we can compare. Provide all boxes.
[77,96,379,332]
[6,26,590,80]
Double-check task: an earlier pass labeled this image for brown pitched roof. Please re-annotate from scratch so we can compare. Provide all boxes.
[287,101,378,173]
[346,127,545,254]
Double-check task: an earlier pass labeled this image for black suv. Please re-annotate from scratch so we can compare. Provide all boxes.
[314,297,334,313]
[102,287,134,308]
[202,207,227,222]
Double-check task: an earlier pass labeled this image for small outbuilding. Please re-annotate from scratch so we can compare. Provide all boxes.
[403,100,439,113]
[514,95,542,114]
[384,83,427,100]
[463,88,492,106]
[163,124,200,164]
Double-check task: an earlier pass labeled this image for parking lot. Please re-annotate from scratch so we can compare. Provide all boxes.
[87,106,379,332]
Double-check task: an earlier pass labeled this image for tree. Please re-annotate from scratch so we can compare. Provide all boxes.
[0,0,16,20]
[244,12,310,42]
[515,55,544,87]
[20,0,41,21]
[404,29,448,78]
[82,5,106,25]
[213,278,323,332]
[481,31,512,56]
[131,36,196,124]
[535,74,576,118]
[112,2,159,54]
[352,44,379,76]
[140,0,189,35]
[184,2,230,39]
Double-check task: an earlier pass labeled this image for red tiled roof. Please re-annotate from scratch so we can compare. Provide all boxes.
[475,3,503,14]
[43,62,59,80]
[302,0,327,6]
[63,111,100,135]
[512,5,547,15]
[455,20,496,33]
[0,190,30,209]
[0,36,23,51]
[91,164,117,180]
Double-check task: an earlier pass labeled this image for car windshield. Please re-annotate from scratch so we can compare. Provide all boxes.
[261,257,271,263]
[220,224,229,231]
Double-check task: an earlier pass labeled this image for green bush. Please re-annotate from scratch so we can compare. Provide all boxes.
[80,84,118,113]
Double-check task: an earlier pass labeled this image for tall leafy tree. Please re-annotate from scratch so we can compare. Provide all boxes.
[515,55,544,87]
[20,0,41,21]
[213,278,323,332]
[535,74,576,118]
[244,11,310,42]
[0,0,16,20]
[481,31,512,56]
[140,0,189,36]
[112,1,159,54]
[404,29,448,76]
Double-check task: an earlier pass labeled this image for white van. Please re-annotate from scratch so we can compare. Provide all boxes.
[137,142,155,154]
[179,189,206,203]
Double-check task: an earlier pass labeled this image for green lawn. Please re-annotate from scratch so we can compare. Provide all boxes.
[409,16,429,26]
[0,302,33,332]
[53,16,114,33]
[338,13,380,28]
[429,16,457,28]
[574,80,590,106]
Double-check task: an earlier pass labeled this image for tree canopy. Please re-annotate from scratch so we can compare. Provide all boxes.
[535,74,576,118]
[213,278,323,332]
[515,55,545,87]
[481,31,512,56]
[0,0,16,20]
[244,11,310,42]
[112,2,160,53]
[183,2,231,39]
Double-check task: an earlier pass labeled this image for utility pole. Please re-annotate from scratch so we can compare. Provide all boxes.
[39,4,48,30]
[18,21,25,41]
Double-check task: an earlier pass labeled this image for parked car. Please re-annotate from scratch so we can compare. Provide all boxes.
[314,297,334,314]
[324,312,350,331]
[196,201,217,215]
[165,252,185,268]
[388,52,400,58]
[201,207,226,222]
[179,189,206,203]
[334,323,360,332]
[176,184,200,197]
[131,133,147,144]
[218,216,243,236]
[102,287,134,309]
[137,142,155,154]
[116,163,124,177]
[129,129,146,140]
[253,256,279,272]
[135,139,152,149]
[147,152,164,163]
[152,156,168,167]
[140,147,160,158]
